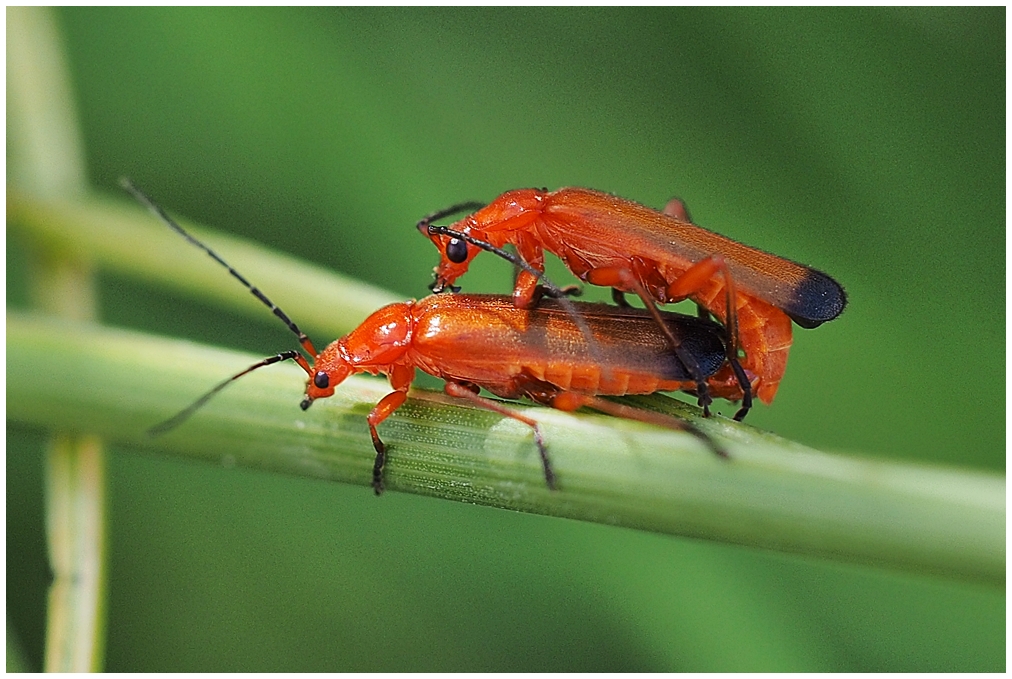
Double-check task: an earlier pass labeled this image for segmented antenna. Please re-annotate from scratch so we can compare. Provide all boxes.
[147,350,302,435]
[120,178,317,435]
[417,201,487,227]
[119,177,317,358]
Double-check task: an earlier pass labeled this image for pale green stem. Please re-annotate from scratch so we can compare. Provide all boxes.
[6,7,88,197]
[7,188,1005,587]
[7,188,401,340]
[7,312,1005,586]
[42,434,107,673]
[8,7,106,671]
[29,253,108,673]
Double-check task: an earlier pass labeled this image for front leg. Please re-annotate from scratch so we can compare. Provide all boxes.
[511,233,547,310]
[366,390,407,494]
[366,365,415,495]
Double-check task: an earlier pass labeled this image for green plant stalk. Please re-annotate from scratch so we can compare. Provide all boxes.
[8,312,1004,586]
[30,254,108,673]
[42,432,107,673]
[6,7,88,198]
[8,6,107,671]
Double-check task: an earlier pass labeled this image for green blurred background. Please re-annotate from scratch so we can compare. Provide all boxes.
[7,7,1004,671]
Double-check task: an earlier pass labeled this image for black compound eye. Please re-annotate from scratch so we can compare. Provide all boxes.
[445,238,469,264]
[314,371,329,389]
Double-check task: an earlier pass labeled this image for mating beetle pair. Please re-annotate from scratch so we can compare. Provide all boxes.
[127,180,845,493]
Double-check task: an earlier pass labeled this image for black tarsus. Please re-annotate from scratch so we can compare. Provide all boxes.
[728,358,753,421]
[611,288,632,308]
[716,264,753,421]
[532,426,556,490]
[539,284,582,300]
[370,432,386,495]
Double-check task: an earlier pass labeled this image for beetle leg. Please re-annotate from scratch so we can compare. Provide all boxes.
[538,283,583,301]
[514,372,727,460]
[666,256,740,351]
[663,255,753,419]
[727,359,753,421]
[510,233,547,310]
[581,396,728,459]
[586,265,714,417]
[364,365,416,495]
[443,381,556,490]
[366,389,408,494]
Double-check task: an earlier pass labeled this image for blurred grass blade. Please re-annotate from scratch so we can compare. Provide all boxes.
[6,7,88,197]
[7,187,401,339]
[8,6,108,671]
[7,311,1004,586]
[32,253,108,673]
[43,434,108,672]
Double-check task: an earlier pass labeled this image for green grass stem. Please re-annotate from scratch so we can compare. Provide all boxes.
[8,6,107,671]
[8,188,1004,588]
[8,312,1004,586]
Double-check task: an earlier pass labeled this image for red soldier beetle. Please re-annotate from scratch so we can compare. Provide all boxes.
[418,187,847,421]
[124,180,729,495]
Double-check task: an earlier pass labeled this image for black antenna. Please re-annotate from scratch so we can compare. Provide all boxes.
[120,178,317,435]
[423,225,574,300]
[416,200,487,227]
[119,177,317,358]
[148,350,303,435]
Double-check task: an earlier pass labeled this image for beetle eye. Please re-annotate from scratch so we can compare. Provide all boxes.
[446,238,469,264]
[314,371,329,389]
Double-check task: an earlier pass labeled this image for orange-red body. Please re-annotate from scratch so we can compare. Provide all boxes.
[421,188,847,405]
[304,294,725,408]
[128,177,732,494]
[300,293,728,491]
